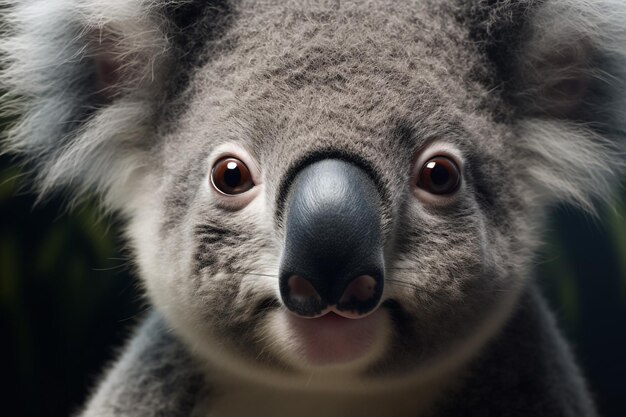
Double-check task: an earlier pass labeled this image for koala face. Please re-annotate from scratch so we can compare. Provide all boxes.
[2,0,624,392]
[130,2,532,387]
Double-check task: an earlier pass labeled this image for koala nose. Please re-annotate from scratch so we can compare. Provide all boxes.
[279,159,384,318]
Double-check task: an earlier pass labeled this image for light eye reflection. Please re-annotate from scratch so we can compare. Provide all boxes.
[426,161,436,169]
[227,161,238,170]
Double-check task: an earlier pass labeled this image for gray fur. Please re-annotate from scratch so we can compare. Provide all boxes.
[1,0,624,416]
[78,313,205,417]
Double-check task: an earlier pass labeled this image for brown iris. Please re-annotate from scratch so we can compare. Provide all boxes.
[417,156,461,195]
[211,157,254,195]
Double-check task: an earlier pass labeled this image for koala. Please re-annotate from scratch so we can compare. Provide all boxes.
[1,0,625,416]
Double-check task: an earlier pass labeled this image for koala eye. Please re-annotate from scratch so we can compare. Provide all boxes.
[417,156,461,195]
[211,157,255,195]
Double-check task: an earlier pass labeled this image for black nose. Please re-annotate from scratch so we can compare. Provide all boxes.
[279,159,384,318]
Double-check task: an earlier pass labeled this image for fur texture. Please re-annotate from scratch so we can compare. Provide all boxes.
[1,0,625,416]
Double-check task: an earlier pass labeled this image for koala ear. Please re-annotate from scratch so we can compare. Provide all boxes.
[511,1,626,122]
[465,0,626,211]
[0,0,173,210]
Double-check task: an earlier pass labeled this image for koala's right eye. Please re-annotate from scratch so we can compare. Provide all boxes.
[210,157,255,195]
[417,156,461,195]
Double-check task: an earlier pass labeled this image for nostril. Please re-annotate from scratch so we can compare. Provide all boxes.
[339,275,377,304]
[288,275,321,304]
[281,275,326,317]
[337,275,381,317]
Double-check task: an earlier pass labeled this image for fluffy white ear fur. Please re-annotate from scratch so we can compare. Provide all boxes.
[512,0,626,212]
[0,0,173,210]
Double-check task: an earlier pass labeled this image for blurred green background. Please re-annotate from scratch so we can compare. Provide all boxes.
[1,149,625,416]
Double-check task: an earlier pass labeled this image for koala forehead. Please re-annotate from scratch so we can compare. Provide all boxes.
[170,0,492,137]
[160,0,512,218]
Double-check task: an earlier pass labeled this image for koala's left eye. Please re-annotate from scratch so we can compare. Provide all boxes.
[211,157,255,195]
[417,156,461,195]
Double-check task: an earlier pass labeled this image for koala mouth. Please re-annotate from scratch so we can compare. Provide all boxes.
[283,308,387,366]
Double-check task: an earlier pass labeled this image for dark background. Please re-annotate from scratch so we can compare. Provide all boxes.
[1,150,625,416]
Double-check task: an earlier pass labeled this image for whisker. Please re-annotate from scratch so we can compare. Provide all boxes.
[228,270,278,279]
[92,264,130,272]
[385,278,440,295]
[386,278,516,297]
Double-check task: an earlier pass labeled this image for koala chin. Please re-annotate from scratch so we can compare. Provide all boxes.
[2,0,625,416]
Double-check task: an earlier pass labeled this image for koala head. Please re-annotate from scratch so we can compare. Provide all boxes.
[2,0,624,390]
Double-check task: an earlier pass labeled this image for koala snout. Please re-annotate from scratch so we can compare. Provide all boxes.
[279,159,385,318]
